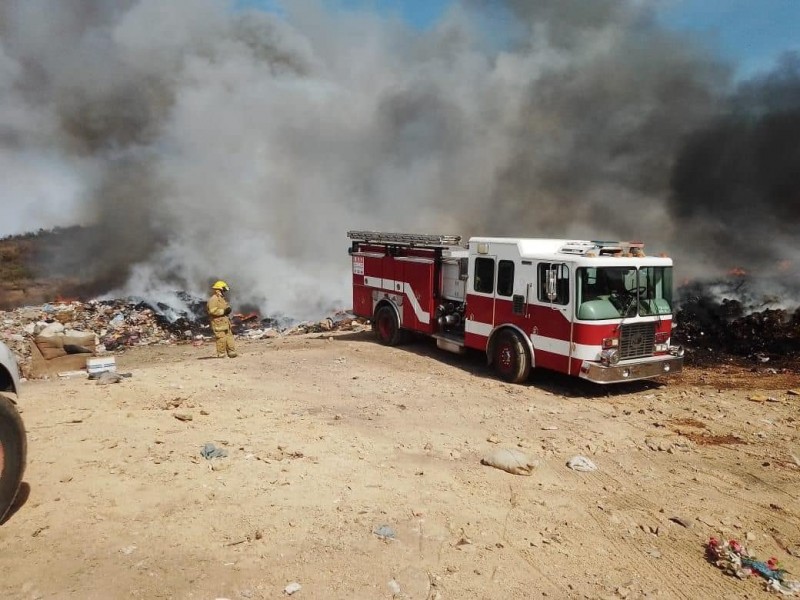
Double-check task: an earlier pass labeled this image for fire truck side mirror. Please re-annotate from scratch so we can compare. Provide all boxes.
[546,269,557,302]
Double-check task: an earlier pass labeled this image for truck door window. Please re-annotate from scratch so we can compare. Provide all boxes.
[474,257,495,294]
[497,260,514,297]
[537,263,569,305]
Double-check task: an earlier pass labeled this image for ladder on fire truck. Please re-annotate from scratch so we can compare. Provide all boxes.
[347,230,462,248]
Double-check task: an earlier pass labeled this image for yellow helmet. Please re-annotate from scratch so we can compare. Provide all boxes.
[211,280,230,291]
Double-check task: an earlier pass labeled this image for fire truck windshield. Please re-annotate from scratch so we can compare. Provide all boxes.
[576,266,674,320]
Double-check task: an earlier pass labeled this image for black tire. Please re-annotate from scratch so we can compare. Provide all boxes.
[374,305,402,346]
[492,329,531,383]
[0,394,26,523]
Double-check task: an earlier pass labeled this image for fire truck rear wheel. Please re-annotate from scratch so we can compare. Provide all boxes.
[492,330,531,384]
[0,394,26,523]
[374,305,403,346]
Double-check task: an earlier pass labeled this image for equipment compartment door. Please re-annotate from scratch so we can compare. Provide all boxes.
[396,257,435,334]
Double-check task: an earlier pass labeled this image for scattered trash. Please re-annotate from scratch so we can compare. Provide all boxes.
[284,582,302,595]
[567,456,597,472]
[481,448,538,476]
[373,525,396,540]
[0,298,367,378]
[707,537,800,595]
[57,370,87,379]
[388,579,401,595]
[201,443,228,459]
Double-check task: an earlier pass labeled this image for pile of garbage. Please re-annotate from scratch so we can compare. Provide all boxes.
[0,295,367,377]
[673,281,800,368]
[706,537,800,595]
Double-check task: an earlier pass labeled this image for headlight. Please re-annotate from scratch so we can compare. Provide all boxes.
[600,348,619,366]
[669,345,685,357]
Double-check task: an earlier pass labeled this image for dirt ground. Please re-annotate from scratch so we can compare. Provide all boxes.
[2,329,799,600]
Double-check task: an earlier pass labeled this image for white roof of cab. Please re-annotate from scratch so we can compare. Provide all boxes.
[468,237,673,266]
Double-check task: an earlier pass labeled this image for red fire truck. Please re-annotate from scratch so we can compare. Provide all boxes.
[348,231,684,384]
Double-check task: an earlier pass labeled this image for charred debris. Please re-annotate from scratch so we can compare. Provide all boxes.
[674,279,800,370]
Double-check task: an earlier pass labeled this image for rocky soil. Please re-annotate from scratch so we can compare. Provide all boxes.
[1,331,799,599]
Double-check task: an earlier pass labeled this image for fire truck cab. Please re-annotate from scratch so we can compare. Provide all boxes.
[348,231,684,384]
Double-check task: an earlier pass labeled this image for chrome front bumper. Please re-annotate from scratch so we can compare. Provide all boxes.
[578,355,684,384]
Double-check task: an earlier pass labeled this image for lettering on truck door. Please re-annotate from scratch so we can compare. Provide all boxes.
[464,255,496,350]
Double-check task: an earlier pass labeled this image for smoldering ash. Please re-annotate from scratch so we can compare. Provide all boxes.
[1,0,798,318]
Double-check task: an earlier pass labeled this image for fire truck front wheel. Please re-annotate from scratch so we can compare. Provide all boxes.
[492,330,531,384]
[0,394,26,523]
[374,305,403,346]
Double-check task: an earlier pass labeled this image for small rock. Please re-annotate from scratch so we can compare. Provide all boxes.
[373,525,396,540]
[746,531,756,541]
[486,434,500,444]
[388,579,401,595]
[174,413,193,422]
[284,582,301,595]
[566,456,597,472]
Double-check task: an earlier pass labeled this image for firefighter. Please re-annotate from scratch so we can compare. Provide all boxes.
[207,280,237,358]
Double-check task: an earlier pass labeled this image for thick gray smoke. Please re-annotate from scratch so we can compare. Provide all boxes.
[0,0,795,318]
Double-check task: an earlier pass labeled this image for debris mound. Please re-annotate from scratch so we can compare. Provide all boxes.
[1,296,367,377]
[673,280,800,370]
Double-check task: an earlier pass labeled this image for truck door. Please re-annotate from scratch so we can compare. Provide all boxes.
[464,254,496,350]
[529,262,573,374]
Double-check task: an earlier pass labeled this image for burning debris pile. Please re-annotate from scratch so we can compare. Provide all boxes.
[674,280,800,369]
[1,295,366,378]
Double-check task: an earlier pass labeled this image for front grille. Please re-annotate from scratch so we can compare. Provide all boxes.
[619,322,655,360]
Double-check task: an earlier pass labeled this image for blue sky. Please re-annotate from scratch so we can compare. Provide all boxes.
[242,0,800,79]
[657,0,800,78]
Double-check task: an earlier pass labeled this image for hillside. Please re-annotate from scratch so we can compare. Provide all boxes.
[0,226,111,309]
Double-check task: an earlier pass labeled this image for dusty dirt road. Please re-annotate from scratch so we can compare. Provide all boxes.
[1,330,799,599]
